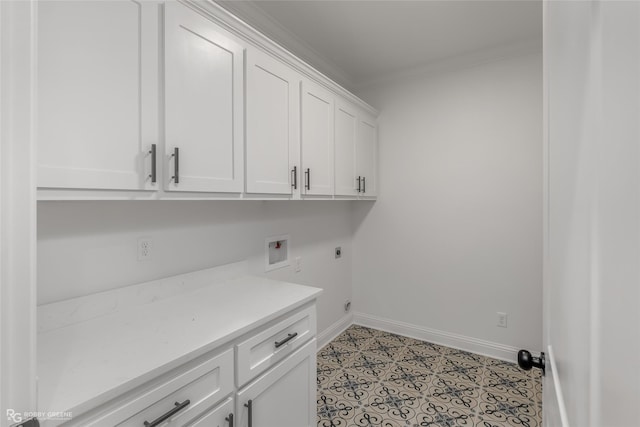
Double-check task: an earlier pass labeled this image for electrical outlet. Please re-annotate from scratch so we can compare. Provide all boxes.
[294,256,302,273]
[137,237,152,261]
[497,312,508,328]
[344,300,351,313]
[335,247,342,259]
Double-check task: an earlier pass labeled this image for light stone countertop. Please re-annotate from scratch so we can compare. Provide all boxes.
[37,268,322,420]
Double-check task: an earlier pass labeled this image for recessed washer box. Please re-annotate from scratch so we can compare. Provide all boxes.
[265,234,290,272]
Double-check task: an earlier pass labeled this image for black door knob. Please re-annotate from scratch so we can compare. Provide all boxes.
[518,349,546,376]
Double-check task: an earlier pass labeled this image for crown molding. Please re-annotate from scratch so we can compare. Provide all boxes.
[355,37,543,92]
[216,0,355,91]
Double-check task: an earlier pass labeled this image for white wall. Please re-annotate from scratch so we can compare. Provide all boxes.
[353,52,542,356]
[37,201,353,335]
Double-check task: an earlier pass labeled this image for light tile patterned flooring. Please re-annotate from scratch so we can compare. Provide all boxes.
[317,325,542,427]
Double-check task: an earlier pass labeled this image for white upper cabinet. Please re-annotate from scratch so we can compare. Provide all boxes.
[245,48,300,195]
[37,0,160,191]
[334,101,358,196]
[164,2,244,193]
[357,113,378,197]
[301,81,334,196]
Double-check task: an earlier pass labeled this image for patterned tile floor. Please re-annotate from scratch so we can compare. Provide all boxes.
[317,325,542,427]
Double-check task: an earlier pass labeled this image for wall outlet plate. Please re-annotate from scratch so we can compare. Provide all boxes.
[137,237,152,261]
[497,312,508,328]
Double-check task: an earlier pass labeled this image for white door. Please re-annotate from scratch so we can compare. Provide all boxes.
[37,0,160,191]
[301,81,334,196]
[165,2,244,193]
[544,1,640,426]
[245,48,300,195]
[356,114,377,197]
[236,339,316,427]
[1,1,38,423]
[189,398,234,427]
[334,101,358,196]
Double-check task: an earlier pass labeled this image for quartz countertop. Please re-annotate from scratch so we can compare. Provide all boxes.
[37,270,322,420]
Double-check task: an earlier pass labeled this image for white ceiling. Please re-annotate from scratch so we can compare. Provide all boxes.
[218,0,542,90]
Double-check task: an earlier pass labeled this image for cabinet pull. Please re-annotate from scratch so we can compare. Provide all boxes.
[357,176,361,193]
[244,400,253,427]
[225,413,234,427]
[171,147,179,184]
[291,166,297,190]
[143,400,190,427]
[362,176,366,193]
[148,144,157,184]
[305,168,310,190]
[275,332,298,348]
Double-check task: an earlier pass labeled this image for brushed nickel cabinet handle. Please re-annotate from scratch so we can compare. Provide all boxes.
[143,400,190,427]
[275,332,298,348]
[291,166,297,190]
[244,400,253,427]
[148,144,157,183]
[171,147,179,184]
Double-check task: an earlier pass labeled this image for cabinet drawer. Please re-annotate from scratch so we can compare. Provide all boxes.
[69,348,234,427]
[236,305,316,386]
[117,349,234,427]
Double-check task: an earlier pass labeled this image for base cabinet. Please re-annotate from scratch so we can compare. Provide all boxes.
[236,339,316,427]
[188,397,234,427]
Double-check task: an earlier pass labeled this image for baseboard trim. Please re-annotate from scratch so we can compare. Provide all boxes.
[353,312,519,362]
[317,313,353,349]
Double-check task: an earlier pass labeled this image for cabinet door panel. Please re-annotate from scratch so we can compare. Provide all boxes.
[37,0,158,191]
[301,82,334,196]
[334,102,358,196]
[236,339,316,427]
[246,49,299,194]
[188,398,234,427]
[165,2,243,193]
[357,115,378,197]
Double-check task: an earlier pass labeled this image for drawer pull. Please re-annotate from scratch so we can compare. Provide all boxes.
[274,332,298,348]
[225,413,234,427]
[143,400,190,427]
[244,400,253,427]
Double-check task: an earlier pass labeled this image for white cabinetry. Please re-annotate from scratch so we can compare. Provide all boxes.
[245,49,300,195]
[164,2,244,193]
[236,340,316,427]
[37,0,160,191]
[334,101,359,196]
[357,113,378,197]
[34,1,376,200]
[189,398,234,427]
[301,81,334,196]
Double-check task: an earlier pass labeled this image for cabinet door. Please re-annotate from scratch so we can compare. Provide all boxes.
[357,114,378,197]
[301,81,334,196]
[334,101,358,196]
[246,49,300,195]
[189,397,234,427]
[236,339,316,427]
[37,0,159,191]
[165,2,244,193]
